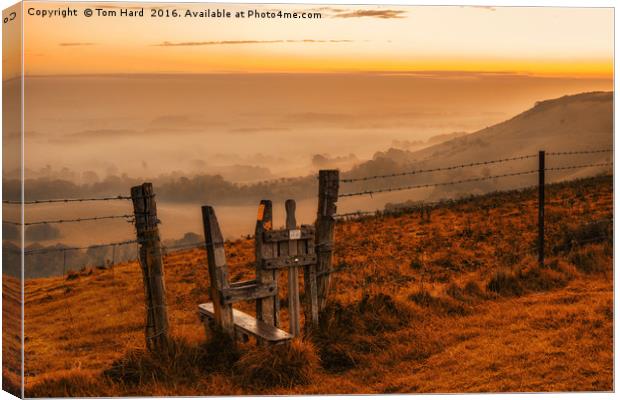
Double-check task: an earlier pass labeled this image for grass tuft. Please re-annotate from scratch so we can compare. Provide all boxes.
[234,339,319,389]
[409,289,470,316]
[486,270,524,297]
[487,260,574,297]
[569,245,611,274]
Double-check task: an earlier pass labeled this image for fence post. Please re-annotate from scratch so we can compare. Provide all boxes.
[131,182,170,353]
[255,200,279,329]
[315,170,339,312]
[538,151,545,267]
[285,199,301,337]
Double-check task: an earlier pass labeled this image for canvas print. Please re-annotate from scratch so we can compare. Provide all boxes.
[1,2,614,397]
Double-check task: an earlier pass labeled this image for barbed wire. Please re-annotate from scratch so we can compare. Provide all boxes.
[3,214,135,226]
[339,169,538,198]
[2,195,136,205]
[547,149,613,156]
[546,162,613,172]
[340,154,538,183]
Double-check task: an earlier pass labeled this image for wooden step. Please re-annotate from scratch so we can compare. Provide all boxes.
[198,303,293,344]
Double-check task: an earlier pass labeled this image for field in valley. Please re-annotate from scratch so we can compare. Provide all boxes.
[11,174,613,396]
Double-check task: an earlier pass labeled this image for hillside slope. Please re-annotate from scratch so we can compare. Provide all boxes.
[410,91,612,161]
[343,92,613,200]
[18,175,613,396]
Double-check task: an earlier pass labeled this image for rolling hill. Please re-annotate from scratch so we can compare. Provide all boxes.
[12,174,613,396]
[343,92,613,200]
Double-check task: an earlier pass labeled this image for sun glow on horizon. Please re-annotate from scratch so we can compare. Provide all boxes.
[13,3,614,79]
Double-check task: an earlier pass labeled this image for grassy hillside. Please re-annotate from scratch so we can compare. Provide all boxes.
[17,174,612,396]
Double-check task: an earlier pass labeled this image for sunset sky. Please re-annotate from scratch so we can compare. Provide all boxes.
[6,2,614,242]
[19,3,613,77]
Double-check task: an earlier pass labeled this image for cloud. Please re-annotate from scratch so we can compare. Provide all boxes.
[155,39,352,47]
[332,9,406,19]
[466,6,496,11]
[59,42,97,47]
[67,129,137,138]
[228,127,290,134]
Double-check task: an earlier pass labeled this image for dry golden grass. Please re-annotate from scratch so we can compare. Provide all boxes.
[21,175,612,396]
[3,274,22,396]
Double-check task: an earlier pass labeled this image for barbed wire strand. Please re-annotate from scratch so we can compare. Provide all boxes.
[2,195,138,205]
[546,162,613,172]
[339,169,539,198]
[3,214,135,226]
[340,154,538,183]
[547,149,613,156]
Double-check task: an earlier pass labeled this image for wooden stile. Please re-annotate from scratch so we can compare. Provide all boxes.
[130,182,170,352]
[198,198,319,343]
[315,170,339,312]
[285,199,301,336]
[255,200,279,327]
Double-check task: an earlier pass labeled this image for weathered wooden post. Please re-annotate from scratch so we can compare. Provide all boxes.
[285,200,301,336]
[255,200,279,328]
[131,183,170,352]
[538,151,545,267]
[315,170,339,312]
[201,206,235,339]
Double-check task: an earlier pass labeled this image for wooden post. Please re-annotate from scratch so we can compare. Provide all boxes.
[285,200,301,337]
[303,233,319,332]
[201,206,235,339]
[131,183,169,352]
[255,200,279,327]
[538,151,545,267]
[315,170,339,312]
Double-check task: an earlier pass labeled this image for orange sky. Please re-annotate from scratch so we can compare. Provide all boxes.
[14,3,614,77]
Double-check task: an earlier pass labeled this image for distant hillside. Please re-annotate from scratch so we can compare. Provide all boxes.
[7,92,613,206]
[410,91,612,161]
[343,92,613,200]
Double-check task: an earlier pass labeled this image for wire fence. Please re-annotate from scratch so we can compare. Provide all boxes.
[339,169,540,198]
[337,150,612,209]
[2,147,613,277]
[2,195,135,205]
[326,148,613,278]
[547,149,614,156]
[340,154,538,183]
[3,214,135,226]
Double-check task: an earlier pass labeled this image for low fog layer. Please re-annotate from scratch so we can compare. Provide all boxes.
[9,91,613,207]
[12,73,612,182]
